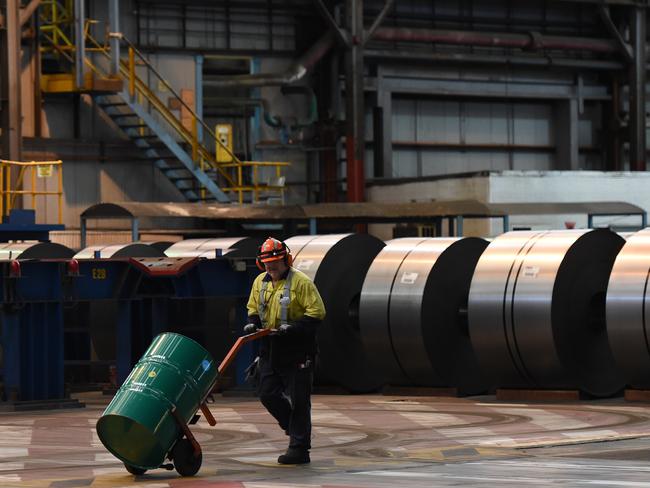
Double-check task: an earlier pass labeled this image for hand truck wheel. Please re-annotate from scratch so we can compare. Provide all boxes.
[124,463,147,476]
[171,438,202,477]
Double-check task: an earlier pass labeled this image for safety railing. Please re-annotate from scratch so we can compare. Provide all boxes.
[39,0,73,51]
[118,37,240,187]
[0,160,64,224]
[219,161,290,204]
[38,8,289,203]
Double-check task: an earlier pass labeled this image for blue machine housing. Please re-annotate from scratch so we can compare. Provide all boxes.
[1,260,67,402]
[0,253,258,404]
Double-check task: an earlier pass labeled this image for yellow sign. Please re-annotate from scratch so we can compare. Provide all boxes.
[37,164,53,178]
[91,268,107,280]
[215,124,233,163]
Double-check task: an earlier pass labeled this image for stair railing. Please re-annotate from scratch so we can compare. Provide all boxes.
[39,12,289,203]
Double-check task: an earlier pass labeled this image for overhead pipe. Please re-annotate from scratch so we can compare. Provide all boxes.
[206,87,318,129]
[204,31,335,88]
[372,27,620,54]
[364,49,625,71]
[203,97,282,127]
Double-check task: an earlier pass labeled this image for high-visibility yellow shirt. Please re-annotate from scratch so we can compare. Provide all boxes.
[246,268,326,329]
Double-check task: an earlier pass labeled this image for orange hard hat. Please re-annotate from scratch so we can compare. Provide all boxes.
[257,237,288,263]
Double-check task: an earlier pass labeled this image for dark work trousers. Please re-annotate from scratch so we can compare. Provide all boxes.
[256,355,313,450]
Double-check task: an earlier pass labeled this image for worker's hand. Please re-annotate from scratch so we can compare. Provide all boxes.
[243,323,259,334]
[276,323,293,335]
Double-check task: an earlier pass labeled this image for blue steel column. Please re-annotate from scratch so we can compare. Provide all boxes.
[80,217,87,249]
[195,55,204,143]
[74,0,86,89]
[108,0,120,76]
[131,217,139,242]
[629,6,646,171]
[251,58,262,161]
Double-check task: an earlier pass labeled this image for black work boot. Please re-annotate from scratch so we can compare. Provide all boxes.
[277,447,310,465]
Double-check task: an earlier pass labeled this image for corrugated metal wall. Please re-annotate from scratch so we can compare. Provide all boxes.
[389,99,554,177]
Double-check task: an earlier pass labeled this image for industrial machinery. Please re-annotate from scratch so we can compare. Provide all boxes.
[97,329,269,476]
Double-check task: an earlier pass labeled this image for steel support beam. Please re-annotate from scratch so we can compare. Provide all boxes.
[365,48,625,71]
[376,67,392,178]
[312,0,350,47]
[364,0,394,44]
[108,0,120,76]
[629,6,646,171]
[597,4,633,62]
[195,54,203,143]
[345,0,365,202]
[381,77,610,100]
[1,0,22,162]
[555,99,579,170]
[19,0,41,27]
[74,0,85,89]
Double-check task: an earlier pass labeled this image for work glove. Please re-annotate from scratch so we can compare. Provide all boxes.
[276,323,293,335]
[243,323,259,334]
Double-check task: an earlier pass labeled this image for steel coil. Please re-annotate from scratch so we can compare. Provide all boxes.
[0,242,74,259]
[286,234,385,392]
[359,238,428,385]
[165,237,260,258]
[360,237,489,394]
[75,243,165,259]
[606,228,650,389]
[468,229,625,397]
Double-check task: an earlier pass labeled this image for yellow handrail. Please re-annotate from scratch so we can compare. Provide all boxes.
[0,160,64,224]
[40,11,242,189]
[38,7,289,203]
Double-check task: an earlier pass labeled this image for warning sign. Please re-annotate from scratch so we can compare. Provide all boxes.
[37,164,53,178]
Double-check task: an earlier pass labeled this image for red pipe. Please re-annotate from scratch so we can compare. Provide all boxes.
[346,136,365,203]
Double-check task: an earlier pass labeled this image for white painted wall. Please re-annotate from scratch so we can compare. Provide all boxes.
[367,171,650,239]
[366,175,491,240]
[488,171,650,234]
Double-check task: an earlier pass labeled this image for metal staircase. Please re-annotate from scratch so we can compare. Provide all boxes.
[93,90,230,203]
[38,2,287,204]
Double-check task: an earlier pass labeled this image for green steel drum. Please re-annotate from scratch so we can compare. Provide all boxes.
[96,333,218,470]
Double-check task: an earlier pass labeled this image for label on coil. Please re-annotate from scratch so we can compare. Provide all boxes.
[148,371,157,378]
[296,259,314,271]
[201,359,211,372]
[522,266,540,278]
[400,272,419,284]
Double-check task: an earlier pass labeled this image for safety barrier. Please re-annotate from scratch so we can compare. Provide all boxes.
[0,159,63,224]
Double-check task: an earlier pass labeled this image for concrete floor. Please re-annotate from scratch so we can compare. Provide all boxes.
[3,392,650,487]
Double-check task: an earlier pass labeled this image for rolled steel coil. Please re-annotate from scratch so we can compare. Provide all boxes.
[606,228,650,389]
[74,243,165,259]
[0,242,74,259]
[165,237,260,258]
[286,234,385,392]
[359,237,489,394]
[468,229,625,397]
[359,238,428,385]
